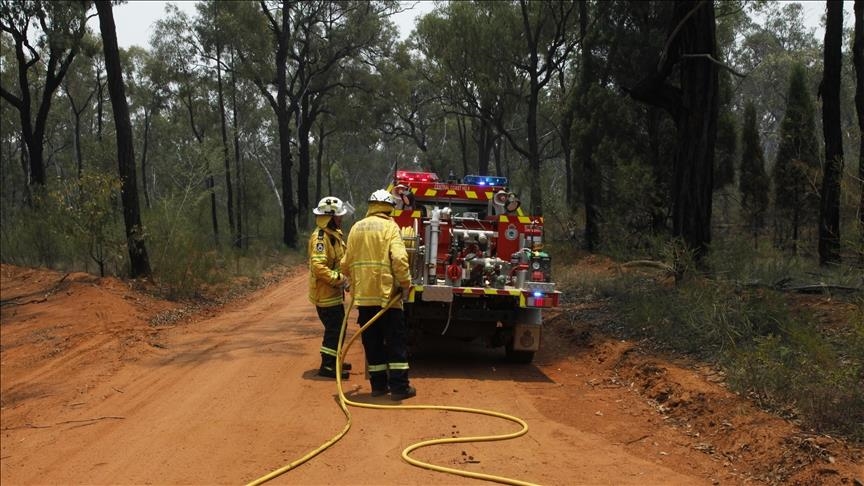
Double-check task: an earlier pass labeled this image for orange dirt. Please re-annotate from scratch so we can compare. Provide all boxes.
[1,262,861,485]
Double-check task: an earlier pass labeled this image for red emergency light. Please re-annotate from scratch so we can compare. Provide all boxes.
[396,170,439,182]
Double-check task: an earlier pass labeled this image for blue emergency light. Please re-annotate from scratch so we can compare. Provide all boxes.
[462,175,508,186]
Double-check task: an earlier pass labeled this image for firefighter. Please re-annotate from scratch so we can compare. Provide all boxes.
[308,196,354,379]
[393,184,416,211]
[341,189,416,400]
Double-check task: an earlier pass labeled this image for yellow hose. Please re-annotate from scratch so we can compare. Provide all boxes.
[246,293,538,486]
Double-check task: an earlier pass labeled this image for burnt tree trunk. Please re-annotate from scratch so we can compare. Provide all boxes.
[477,117,495,176]
[579,0,599,252]
[673,0,718,259]
[95,0,151,278]
[819,0,844,265]
[457,116,469,176]
[272,1,298,248]
[854,0,864,263]
[628,0,718,260]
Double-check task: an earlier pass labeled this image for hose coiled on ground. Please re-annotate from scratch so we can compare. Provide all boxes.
[246,292,538,486]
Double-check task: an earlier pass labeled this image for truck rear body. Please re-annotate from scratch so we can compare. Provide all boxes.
[388,170,561,363]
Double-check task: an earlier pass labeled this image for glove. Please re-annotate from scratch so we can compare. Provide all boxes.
[401,286,411,301]
[341,278,350,293]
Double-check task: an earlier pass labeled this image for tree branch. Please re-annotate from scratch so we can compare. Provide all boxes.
[657,0,708,70]
[681,53,745,78]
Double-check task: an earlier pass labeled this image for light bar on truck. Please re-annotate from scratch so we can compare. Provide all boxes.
[462,175,508,186]
[396,170,439,182]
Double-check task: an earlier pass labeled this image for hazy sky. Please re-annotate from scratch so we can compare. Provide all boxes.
[97,1,843,51]
[99,0,437,49]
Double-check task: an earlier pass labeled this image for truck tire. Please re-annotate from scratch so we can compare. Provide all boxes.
[505,343,535,364]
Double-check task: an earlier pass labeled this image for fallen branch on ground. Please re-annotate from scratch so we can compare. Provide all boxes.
[1,416,125,431]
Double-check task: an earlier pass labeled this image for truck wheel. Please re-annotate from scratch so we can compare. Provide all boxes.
[505,343,535,364]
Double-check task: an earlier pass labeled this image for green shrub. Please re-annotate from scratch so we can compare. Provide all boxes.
[562,241,864,444]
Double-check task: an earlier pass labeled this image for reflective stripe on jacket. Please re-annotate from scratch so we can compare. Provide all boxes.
[341,213,411,309]
[308,226,347,307]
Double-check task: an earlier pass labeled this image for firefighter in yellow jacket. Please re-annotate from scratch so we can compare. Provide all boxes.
[341,189,415,400]
[308,196,354,379]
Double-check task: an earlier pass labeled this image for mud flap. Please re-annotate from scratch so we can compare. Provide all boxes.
[512,324,541,351]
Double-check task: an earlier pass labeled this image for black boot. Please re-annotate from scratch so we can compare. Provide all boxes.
[318,366,349,379]
[321,354,350,373]
[390,386,416,401]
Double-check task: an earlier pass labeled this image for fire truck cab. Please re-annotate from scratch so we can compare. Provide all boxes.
[388,170,561,363]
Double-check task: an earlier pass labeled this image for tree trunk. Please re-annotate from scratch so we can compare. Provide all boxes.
[297,94,312,231]
[527,72,542,215]
[647,107,668,234]
[315,121,325,203]
[96,68,104,141]
[273,1,298,249]
[854,0,864,263]
[819,0,844,266]
[216,44,237,248]
[457,116,469,176]
[72,109,83,178]
[140,108,151,209]
[185,94,220,245]
[95,0,151,278]
[477,113,495,175]
[629,1,718,260]
[579,0,599,252]
[1,25,78,187]
[231,52,244,249]
[18,135,33,205]
[672,1,717,259]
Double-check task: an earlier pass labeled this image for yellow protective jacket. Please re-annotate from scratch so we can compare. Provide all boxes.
[307,223,347,308]
[341,212,411,309]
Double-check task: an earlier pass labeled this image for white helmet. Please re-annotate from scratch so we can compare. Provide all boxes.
[313,196,353,216]
[368,189,397,206]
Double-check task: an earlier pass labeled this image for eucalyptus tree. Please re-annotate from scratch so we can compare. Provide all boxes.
[123,45,170,210]
[627,0,721,260]
[0,0,90,190]
[817,0,844,266]
[511,0,579,215]
[151,4,221,245]
[0,33,24,205]
[61,32,101,178]
[375,41,441,170]
[223,0,300,248]
[195,0,241,247]
[855,0,863,260]
[94,0,151,278]
[288,1,398,230]
[571,0,608,250]
[414,1,520,178]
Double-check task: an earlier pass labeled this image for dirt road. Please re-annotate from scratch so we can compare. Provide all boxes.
[1,264,861,485]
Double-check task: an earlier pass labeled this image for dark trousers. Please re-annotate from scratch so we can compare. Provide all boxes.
[357,306,410,392]
[316,305,345,369]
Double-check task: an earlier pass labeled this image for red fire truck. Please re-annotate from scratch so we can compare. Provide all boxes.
[388,170,561,363]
